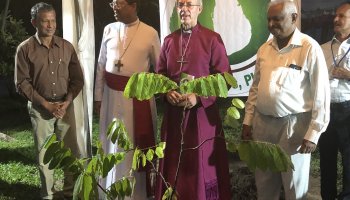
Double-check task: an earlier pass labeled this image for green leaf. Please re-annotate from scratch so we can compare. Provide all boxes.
[226,141,237,153]
[158,142,166,150]
[141,153,147,167]
[121,178,133,196]
[82,174,93,200]
[43,134,57,149]
[116,180,125,197]
[162,187,176,200]
[224,72,238,88]
[48,145,67,169]
[43,141,61,164]
[115,152,126,165]
[179,74,228,97]
[86,157,98,174]
[237,141,293,172]
[124,72,178,100]
[223,114,240,128]
[132,149,140,170]
[155,147,164,158]
[146,149,154,161]
[106,118,118,139]
[59,155,76,170]
[227,106,240,120]
[73,174,84,200]
[57,149,73,169]
[102,155,116,178]
[231,98,245,109]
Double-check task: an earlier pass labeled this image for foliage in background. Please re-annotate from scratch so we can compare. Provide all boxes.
[0,11,28,76]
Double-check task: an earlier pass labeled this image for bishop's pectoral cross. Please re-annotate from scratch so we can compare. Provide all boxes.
[177,56,188,69]
[115,60,123,72]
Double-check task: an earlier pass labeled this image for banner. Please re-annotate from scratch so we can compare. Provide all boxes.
[159,0,300,96]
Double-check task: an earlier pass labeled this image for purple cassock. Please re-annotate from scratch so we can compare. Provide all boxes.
[155,23,232,200]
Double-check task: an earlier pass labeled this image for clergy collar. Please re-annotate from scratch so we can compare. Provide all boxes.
[181,23,201,34]
[182,29,192,34]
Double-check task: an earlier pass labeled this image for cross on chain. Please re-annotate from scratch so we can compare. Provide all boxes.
[115,60,123,72]
[177,56,188,69]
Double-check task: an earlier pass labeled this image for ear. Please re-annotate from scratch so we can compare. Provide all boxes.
[31,19,36,28]
[291,13,298,23]
[198,5,203,14]
[131,2,137,10]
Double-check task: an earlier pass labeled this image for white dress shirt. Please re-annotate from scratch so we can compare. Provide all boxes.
[321,37,350,103]
[244,29,330,144]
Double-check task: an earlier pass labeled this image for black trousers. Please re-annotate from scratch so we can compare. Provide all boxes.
[319,101,350,200]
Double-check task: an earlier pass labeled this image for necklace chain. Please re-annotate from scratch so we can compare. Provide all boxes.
[118,21,140,61]
[178,30,192,71]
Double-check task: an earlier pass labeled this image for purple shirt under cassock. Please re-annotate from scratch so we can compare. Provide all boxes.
[155,24,232,200]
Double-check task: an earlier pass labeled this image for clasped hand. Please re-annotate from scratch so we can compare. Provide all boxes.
[166,90,198,109]
[45,101,70,119]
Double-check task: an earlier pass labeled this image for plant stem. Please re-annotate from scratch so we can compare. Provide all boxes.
[169,98,188,199]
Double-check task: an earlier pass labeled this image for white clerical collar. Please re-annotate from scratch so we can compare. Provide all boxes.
[182,29,192,34]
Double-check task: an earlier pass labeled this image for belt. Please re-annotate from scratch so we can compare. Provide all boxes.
[45,96,65,102]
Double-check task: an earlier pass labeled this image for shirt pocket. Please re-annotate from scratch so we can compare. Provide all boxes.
[273,66,303,90]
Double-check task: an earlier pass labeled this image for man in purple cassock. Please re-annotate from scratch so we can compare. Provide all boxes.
[155,0,232,199]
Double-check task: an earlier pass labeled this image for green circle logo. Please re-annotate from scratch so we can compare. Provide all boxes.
[169,0,270,69]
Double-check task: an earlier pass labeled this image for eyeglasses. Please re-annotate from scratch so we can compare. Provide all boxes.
[177,2,201,9]
[109,1,126,9]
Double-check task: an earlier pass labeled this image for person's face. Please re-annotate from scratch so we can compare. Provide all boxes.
[31,10,56,37]
[177,0,202,30]
[267,3,296,39]
[334,4,350,36]
[110,0,135,23]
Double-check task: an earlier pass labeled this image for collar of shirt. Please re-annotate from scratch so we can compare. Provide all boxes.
[269,28,302,52]
[34,32,61,48]
[331,36,350,53]
[332,35,350,45]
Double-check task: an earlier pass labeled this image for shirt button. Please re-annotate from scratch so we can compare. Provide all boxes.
[52,82,55,85]
[50,61,53,64]
[52,72,54,74]
[53,93,56,96]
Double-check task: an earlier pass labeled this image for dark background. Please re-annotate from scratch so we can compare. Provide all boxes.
[301,0,344,45]
[0,0,160,59]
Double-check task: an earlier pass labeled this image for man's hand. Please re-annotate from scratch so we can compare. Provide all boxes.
[52,101,71,119]
[94,101,102,117]
[299,139,316,154]
[241,124,253,140]
[177,93,198,109]
[166,90,184,106]
[332,67,350,80]
[42,101,60,117]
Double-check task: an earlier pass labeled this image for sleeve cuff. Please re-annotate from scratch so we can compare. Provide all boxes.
[243,113,254,126]
[304,128,321,144]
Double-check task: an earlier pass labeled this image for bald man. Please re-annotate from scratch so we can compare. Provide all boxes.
[242,0,330,199]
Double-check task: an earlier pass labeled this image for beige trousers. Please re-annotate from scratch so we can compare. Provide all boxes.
[28,102,78,199]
